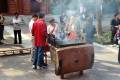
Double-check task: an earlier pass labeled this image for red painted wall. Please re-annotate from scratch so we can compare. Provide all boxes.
[2,0,51,15]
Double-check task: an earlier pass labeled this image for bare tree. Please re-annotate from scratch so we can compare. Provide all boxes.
[96,0,103,35]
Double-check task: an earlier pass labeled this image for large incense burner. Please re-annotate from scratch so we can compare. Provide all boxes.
[49,33,94,79]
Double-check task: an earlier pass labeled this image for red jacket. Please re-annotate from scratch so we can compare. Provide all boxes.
[32,19,47,47]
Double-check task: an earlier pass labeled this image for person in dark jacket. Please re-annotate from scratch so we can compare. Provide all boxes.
[0,13,5,44]
[111,13,120,45]
[117,26,120,63]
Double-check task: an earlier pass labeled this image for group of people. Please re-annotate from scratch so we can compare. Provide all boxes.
[30,13,97,69]
[0,12,59,69]
[9,12,120,68]
[1,12,97,69]
[111,13,120,46]
[0,12,24,45]
[29,13,60,69]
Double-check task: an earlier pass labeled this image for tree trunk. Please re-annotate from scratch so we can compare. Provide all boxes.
[96,0,103,36]
[96,10,102,35]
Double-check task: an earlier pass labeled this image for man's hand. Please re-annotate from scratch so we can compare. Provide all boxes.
[115,26,118,28]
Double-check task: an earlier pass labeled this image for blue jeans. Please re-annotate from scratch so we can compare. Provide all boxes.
[33,47,44,67]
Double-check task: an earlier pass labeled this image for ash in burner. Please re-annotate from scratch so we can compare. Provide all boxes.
[55,37,85,48]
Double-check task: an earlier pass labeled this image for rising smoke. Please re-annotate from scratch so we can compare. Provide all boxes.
[50,0,118,15]
[49,0,118,43]
[50,0,97,42]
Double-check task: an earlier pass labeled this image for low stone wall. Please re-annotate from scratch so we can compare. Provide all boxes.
[4,15,32,26]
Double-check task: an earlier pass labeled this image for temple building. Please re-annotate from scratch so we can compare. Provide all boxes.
[0,0,51,15]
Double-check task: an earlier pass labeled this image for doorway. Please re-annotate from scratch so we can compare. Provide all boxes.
[0,0,8,13]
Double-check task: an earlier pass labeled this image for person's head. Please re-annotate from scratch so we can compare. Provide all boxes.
[114,13,119,19]
[14,12,19,18]
[38,13,45,19]
[49,19,56,26]
[32,14,38,21]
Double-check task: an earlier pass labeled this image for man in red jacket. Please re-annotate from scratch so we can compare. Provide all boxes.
[32,13,47,69]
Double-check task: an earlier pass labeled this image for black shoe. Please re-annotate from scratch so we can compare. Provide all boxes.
[37,66,43,69]
[19,43,22,44]
[2,38,5,40]
[0,42,4,45]
[43,63,48,66]
[14,42,18,44]
[42,63,48,69]
[118,58,120,64]
[38,63,47,69]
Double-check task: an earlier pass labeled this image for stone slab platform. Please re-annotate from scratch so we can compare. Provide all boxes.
[0,44,31,56]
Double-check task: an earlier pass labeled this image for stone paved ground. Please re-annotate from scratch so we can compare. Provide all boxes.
[0,25,32,56]
[0,44,120,80]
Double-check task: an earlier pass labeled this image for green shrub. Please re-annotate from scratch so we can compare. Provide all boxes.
[95,31,111,44]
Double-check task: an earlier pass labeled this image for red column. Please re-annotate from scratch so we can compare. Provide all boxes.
[8,0,17,14]
[22,0,31,14]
